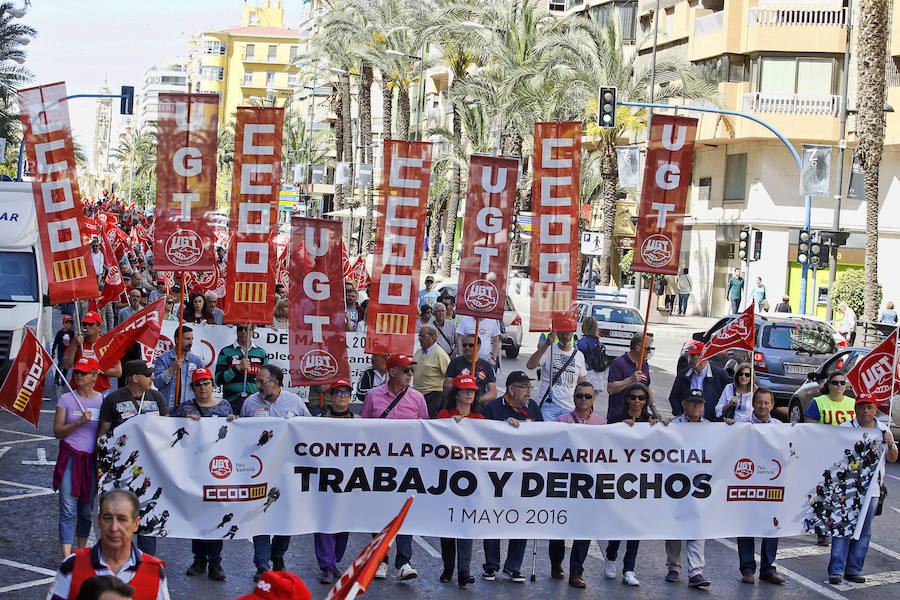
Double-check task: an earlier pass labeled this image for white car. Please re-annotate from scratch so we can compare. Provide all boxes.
[576,293,648,357]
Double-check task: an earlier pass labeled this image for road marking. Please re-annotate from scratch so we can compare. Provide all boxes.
[0,428,53,445]
[21,447,54,466]
[831,570,900,591]
[0,577,55,593]
[887,474,900,482]
[0,557,57,575]
[712,539,847,600]
[891,506,900,515]
[0,447,9,460]
[40,409,56,414]
[0,479,54,502]
[413,536,440,558]
[870,543,900,562]
[774,544,831,559]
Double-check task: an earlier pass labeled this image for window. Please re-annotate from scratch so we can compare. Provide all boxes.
[724,153,748,203]
[758,57,835,95]
[201,66,224,81]
[665,7,674,36]
[620,3,637,44]
[203,40,226,55]
[245,44,255,60]
[290,46,299,62]
[268,45,277,62]
[288,71,298,85]
[266,71,275,86]
[244,70,254,85]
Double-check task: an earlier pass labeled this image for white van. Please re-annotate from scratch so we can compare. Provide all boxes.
[0,181,51,377]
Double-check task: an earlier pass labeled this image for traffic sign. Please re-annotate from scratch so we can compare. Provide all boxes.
[581,231,604,256]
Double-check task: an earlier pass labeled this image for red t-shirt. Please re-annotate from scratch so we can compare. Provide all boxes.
[437,408,485,419]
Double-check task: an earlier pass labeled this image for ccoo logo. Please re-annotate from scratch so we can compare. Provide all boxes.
[209,455,233,479]
[300,349,338,380]
[464,279,499,313]
[734,458,754,480]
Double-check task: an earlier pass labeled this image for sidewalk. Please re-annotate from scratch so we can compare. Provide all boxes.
[646,314,719,340]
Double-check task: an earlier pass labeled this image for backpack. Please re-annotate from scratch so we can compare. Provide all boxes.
[580,336,611,373]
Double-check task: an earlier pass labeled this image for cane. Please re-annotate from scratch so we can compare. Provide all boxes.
[530,539,537,581]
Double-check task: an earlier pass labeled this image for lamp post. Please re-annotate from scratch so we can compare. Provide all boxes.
[385,47,426,141]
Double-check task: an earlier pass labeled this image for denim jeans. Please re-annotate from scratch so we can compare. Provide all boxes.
[253,535,291,569]
[737,537,778,576]
[730,298,741,314]
[58,456,94,544]
[547,539,591,574]
[440,538,473,577]
[483,539,527,573]
[607,540,640,572]
[540,400,567,423]
[678,294,690,314]
[375,533,412,569]
[829,501,877,576]
[191,539,223,564]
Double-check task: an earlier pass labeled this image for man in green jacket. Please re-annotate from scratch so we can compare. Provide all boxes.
[215,324,268,414]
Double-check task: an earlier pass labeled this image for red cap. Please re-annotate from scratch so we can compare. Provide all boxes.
[329,379,352,392]
[453,374,478,390]
[234,571,311,600]
[62,315,74,322]
[191,367,214,384]
[81,311,102,324]
[73,357,99,372]
[854,397,877,404]
[386,354,416,370]
[684,340,705,355]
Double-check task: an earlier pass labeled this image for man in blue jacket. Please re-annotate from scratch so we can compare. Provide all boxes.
[668,341,730,421]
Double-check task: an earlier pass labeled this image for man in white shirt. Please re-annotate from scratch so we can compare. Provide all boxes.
[525,331,587,422]
[456,315,500,368]
[90,238,105,277]
[837,302,857,346]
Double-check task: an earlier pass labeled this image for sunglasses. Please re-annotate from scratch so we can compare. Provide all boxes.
[193,380,213,387]
[830,380,847,386]
[333,390,351,397]
[462,343,476,348]
[627,394,648,401]
[737,372,751,378]
[256,379,275,385]
[165,301,174,305]
[393,367,414,374]
[574,393,594,400]
[237,326,252,332]
[81,322,98,327]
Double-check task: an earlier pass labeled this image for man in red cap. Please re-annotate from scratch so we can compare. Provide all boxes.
[235,571,310,600]
[668,340,729,421]
[62,311,122,395]
[360,354,427,581]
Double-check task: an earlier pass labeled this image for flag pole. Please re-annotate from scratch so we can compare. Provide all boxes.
[49,358,86,412]
[242,321,250,398]
[472,317,481,376]
[173,274,185,408]
[890,328,899,419]
[636,277,659,419]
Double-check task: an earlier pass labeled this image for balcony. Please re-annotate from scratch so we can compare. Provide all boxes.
[242,52,289,65]
[745,5,847,53]
[742,92,841,116]
[693,11,724,36]
[747,6,847,28]
[730,92,841,142]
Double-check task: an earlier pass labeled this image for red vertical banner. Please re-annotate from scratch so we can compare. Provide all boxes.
[288,217,350,386]
[529,122,581,333]
[365,140,433,354]
[225,107,283,324]
[154,93,218,272]
[631,114,698,275]
[18,82,99,302]
[456,155,519,321]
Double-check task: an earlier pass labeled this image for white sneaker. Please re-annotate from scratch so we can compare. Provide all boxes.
[397,563,418,580]
[624,571,640,586]
[605,560,616,579]
[374,563,388,579]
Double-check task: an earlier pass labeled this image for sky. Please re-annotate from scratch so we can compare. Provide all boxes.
[23,0,305,163]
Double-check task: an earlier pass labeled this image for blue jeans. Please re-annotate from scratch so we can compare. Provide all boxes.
[737,537,778,576]
[191,539,223,564]
[540,400,567,423]
[607,540,640,572]
[678,294,689,314]
[483,539,527,573]
[375,533,412,568]
[441,538,473,577]
[58,456,94,544]
[730,298,740,314]
[829,502,877,576]
[253,535,291,569]
[548,539,591,574]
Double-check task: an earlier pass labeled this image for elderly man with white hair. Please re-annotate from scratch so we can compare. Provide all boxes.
[413,323,450,418]
[204,292,225,325]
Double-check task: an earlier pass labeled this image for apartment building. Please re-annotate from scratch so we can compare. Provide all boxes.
[137,61,188,131]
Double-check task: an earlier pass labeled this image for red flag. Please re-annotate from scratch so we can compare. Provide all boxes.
[341,240,352,278]
[699,303,755,362]
[847,329,899,411]
[153,93,218,271]
[275,244,290,291]
[18,82,99,303]
[97,234,125,309]
[365,140,433,354]
[529,122,581,333]
[347,256,369,291]
[632,115,698,275]
[225,107,283,324]
[326,497,414,600]
[93,298,166,373]
[456,155,519,320]
[0,329,53,427]
[288,217,350,386]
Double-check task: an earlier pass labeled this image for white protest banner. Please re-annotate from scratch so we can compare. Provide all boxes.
[102,417,881,541]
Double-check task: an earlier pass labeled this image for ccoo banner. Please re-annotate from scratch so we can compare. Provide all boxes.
[799,144,832,198]
[225,107,283,324]
[456,155,520,321]
[102,418,881,541]
[154,93,218,272]
[632,115,698,275]
[288,217,350,386]
[365,140,433,354]
[18,82,100,303]
[616,145,641,189]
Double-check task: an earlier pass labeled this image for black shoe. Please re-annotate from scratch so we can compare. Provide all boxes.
[320,569,334,584]
[186,558,207,576]
[845,574,866,583]
[440,568,453,583]
[272,558,285,572]
[503,568,525,583]
[482,569,497,581]
[253,566,267,582]
[551,564,565,580]
[459,574,475,587]
[829,575,842,585]
[208,563,226,581]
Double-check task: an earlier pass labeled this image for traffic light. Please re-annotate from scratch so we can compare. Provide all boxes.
[738,227,750,261]
[598,86,617,128]
[120,85,134,115]
[809,237,822,268]
[753,230,763,261]
[814,237,830,269]
[797,229,811,264]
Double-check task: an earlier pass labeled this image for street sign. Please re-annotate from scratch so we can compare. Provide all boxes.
[581,231,604,256]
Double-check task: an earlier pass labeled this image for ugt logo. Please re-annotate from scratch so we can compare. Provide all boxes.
[164,230,203,267]
[300,349,338,380]
[465,279,499,312]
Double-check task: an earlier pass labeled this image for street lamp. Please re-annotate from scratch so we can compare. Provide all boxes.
[385,47,426,141]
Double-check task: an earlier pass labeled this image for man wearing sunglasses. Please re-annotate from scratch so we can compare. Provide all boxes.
[669,341,730,422]
[443,335,498,405]
[153,327,205,409]
[215,324,268,414]
[61,311,122,395]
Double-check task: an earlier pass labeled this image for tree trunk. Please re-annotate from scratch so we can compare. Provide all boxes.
[426,199,444,274]
[341,68,353,223]
[398,84,411,141]
[382,77,393,140]
[598,145,618,286]
[360,62,373,256]
[332,86,344,213]
[506,132,526,265]
[857,0,888,321]
[441,104,462,277]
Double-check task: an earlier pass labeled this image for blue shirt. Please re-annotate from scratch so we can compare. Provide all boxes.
[481,395,543,422]
[240,390,312,418]
[153,349,205,409]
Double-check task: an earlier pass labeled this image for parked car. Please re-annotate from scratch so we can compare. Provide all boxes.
[433,283,523,359]
[788,347,899,427]
[575,291,648,357]
[679,314,839,405]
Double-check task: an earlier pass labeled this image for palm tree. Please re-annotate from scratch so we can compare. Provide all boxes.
[0,2,35,139]
[111,126,157,188]
[425,160,451,273]
[856,0,888,321]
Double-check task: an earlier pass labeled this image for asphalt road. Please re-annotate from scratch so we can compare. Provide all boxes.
[3,321,900,599]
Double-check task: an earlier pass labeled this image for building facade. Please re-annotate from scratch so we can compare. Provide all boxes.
[137,61,188,131]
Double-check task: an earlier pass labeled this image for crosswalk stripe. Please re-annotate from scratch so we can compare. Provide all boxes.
[830,570,900,591]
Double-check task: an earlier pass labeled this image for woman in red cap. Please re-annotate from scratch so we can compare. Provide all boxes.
[437,374,483,587]
[52,357,104,558]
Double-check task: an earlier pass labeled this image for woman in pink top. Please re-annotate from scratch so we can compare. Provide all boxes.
[52,357,104,557]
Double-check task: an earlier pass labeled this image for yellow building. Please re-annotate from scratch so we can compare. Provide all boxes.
[187,0,300,129]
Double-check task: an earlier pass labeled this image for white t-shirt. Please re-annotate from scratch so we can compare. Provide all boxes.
[457,316,501,362]
[536,344,587,411]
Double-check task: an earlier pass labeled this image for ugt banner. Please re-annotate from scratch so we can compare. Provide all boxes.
[700,303,755,362]
[288,217,350,386]
[225,107,283,324]
[102,417,881,541]
[154,93,218,272]
[18,82,99,303]
[847,329,899,411]
[365,140,433,354]
[0,329,53,427]
[530,122,581,333]
[456,155,519,321]
[632,114,697,275]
